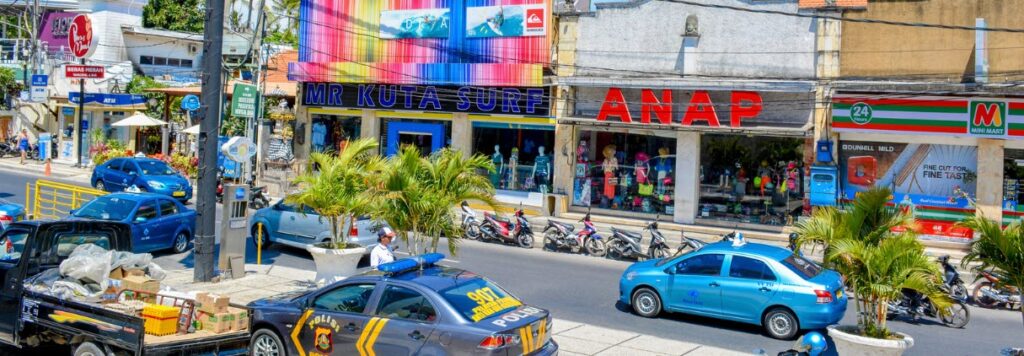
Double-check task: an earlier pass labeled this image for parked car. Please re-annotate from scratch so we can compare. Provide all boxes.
[0,201,25,232]
[619,239,847,339]
[91,157,193,202]
[249,200,387,254]
[248,253,558,356]
[66,192,196,253]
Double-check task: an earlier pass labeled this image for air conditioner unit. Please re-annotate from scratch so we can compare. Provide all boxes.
[188,44,199,55]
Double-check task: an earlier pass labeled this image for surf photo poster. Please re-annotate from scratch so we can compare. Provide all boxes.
[466,4,547,38]
[380,8,451,39]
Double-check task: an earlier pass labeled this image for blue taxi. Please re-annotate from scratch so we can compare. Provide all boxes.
[619,238,847,339]
[248,254,558,356]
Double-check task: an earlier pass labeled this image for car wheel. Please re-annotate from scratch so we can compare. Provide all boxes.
[94,180,105,191]
[252,224,272,249]
[172,232,190,254]
[631,288,662,318]
[74,342,108,356]
[250,328,284,356]
[763,308,799,340]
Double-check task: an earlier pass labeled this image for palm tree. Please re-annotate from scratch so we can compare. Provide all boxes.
[959,216,1024,328]
[372,146,496,255]
[796,187,950,338]
[285,138,382,249]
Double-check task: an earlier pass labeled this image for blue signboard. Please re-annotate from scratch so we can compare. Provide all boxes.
[62,107,75,116]
[69,92,147,106]
[38,133,51,160]
[217,136,241,179]
[31,75,48,87]
[81,120,89,130]
[181,94,200,111]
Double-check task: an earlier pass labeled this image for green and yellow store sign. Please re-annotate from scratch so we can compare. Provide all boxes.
[832,95,1024,138]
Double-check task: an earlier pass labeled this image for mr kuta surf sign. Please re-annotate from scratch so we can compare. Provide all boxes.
[302,83,551,117]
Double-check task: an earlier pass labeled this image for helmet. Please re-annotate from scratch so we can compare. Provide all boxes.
[937,255,950,264]
[792,332,828,356]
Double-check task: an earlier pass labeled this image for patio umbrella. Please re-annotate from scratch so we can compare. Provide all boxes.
[112,112,168,127]
[183,125,200,135]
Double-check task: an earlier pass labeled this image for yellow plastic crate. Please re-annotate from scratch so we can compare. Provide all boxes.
[142,304,181,336]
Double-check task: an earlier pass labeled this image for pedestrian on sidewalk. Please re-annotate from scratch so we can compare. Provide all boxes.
[17,129,29,165]
[371,227,397,268]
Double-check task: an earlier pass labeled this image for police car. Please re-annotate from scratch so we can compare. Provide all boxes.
[248,253,558,356]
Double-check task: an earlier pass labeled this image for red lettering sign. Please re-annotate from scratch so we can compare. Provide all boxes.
[640,89,672,124]
[68,15,95,59]
[681,91,720,127]
[730,91,763,127]
[597,88,632,123]
[65,65,105,79]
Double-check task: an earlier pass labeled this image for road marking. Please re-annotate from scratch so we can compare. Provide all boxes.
[290,309,314,356]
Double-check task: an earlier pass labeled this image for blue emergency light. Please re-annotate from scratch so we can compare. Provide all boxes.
[377,253,446,274]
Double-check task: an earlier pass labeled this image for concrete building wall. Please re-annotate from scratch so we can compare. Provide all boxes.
[123,33,201,78]
[840,0,1024,80]
[574,0,817,79]
[83,0,146,64]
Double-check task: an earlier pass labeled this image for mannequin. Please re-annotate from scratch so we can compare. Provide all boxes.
[602,145,618,201]
[653,147,673,195]
[491,145,504,188]
[532,146,552,193]
[508,147,519,190]
[785,161,799,197]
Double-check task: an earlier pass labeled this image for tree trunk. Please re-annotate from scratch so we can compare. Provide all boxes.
[329,216,340,248]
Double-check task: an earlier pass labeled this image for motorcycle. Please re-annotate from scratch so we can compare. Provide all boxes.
[973,269,1022,310]
[459,201,482,240]
[249,186,270,210]
[886,289,970,328]
[606,217,671,261]
[673,229,707,256]
[480,207,533,248]
[542,212,605,256]
[937,255,968,303]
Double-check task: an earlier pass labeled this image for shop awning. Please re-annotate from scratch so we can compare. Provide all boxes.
[557,76,816,93]
[183,125,200,135]
[112,112,168,127]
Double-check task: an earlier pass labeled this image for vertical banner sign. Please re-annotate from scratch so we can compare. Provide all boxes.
[230,83,258,118]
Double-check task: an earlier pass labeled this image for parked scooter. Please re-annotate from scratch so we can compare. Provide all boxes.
[605,217,671,261]
[973,269,1022,310]
[249,186,270,209]
[887,289,970,328]
[459,201,481,240]
[480,206,533,248]
[673,229,707,256]
[937,255,968,303]
[542,211,605,256]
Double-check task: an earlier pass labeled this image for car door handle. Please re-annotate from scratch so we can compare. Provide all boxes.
[759,287,771,292]
[408,330,425,340]
[345,323,359,332]
[709,282,720,287]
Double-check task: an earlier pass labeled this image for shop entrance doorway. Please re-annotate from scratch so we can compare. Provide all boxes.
[385,121,445,156]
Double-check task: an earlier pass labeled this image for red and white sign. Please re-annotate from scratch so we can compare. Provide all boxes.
[65,65,105,79]
[597,88,763,128]
[68,14,96,59]
[526,8,545,29]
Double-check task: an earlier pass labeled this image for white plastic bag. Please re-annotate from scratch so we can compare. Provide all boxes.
[59,244,113,286]
[146,262,166,281]
[111,250,153,270]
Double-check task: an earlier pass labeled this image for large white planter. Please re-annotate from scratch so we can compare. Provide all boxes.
[306,244,367,285]
[828,325,914,356]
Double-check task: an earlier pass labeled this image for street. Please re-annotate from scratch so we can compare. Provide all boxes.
[2,168,1021,355]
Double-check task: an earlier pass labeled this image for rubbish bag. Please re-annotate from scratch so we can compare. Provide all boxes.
[146,262,166,281]
[111,250,153,270]
[59,244,113,286]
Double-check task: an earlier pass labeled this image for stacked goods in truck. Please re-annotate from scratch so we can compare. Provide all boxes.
[198,310,233,333]
[141,304,181,336]
[195,292,229,314]
[228,307,249,331]
[122,274,160,302]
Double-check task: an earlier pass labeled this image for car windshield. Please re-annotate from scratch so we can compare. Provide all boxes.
[780,254,823,280]
[137,161,176,175]
[73,196,137,221]
[440,278,522,322]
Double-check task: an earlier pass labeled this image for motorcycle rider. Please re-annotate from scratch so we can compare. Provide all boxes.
[371,227,397,268]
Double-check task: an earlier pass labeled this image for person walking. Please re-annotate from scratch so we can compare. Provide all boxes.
[370,227,397,268]
[17,129,29,164]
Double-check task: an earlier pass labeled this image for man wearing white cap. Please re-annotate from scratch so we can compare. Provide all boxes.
[371,227,397,268]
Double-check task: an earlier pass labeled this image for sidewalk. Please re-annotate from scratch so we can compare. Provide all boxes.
[161,264,750,356]
[0,156,92,182]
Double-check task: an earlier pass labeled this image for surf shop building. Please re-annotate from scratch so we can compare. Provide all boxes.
[289,0,557,205]
[831,93,1024,240]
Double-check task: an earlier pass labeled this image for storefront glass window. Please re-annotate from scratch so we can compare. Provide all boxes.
[1003,150,1024,216]
[311,114,361,153]
[379,118,451,156]
[572,131,676,215]
[472,126,555,193]
[699,135,807,225]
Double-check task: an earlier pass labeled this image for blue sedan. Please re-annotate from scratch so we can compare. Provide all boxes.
[619,239,847,339]
[248,254,557,356]
[68,193,196,253]
[0,201,25,232]
[91,157,193,202]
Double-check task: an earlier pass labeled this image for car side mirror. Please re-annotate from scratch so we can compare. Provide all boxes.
[134,216,147,223]
[128,171,137,176]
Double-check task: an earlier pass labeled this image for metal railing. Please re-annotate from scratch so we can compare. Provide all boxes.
[26,179,107,220]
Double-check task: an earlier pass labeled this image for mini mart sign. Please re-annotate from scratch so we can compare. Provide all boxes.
[832,95,1024,139]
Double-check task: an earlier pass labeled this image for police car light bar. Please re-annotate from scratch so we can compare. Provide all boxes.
[378,253,446,274]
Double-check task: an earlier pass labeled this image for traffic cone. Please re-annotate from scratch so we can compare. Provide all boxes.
[44,158,51,177]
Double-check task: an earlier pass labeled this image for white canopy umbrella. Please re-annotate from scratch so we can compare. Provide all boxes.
[112,112,168,127]
[183,125,200,135]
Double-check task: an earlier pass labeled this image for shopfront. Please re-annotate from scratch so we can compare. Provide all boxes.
[55,92,146,165]
[831,94,1024,241]
[560,86,814,226]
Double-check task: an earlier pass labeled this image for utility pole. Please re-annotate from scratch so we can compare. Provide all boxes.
[195,0,226,282]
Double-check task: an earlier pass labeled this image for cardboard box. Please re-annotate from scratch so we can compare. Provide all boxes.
[122,275,159,296]
[109,267,147,280]
[199,311,233,334]
[228,307,249,331]
[195,292,230,314]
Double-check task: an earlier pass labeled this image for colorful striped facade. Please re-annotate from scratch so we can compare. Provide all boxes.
[832,95,1024,138]
[289,0,550,86]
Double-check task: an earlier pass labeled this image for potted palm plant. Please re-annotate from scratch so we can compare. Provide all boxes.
[795,188,950,356]
[959,216,1024,344]
[286,138,382,284]
[373,146,496,255]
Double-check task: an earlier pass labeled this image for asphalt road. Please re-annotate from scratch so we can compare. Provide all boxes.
[1,168,1021,355]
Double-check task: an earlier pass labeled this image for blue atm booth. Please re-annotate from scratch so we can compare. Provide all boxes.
[809,166,839,206]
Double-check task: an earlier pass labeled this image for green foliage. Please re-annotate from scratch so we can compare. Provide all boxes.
[142,0,205,33]
[125,76,180,122]
[958,216,1024,328]
[0,67,23,107]
[286,138,383,249]
[221,115,246,136]
[796,188,950,338]
[265,0,300,46]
